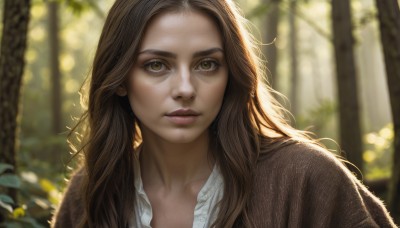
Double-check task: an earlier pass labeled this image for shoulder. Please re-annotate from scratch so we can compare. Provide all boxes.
[256,140,348,181]
[255,140,368,199]
[254,140,353,198]
[251,140,397,227]
[51,168,86,228]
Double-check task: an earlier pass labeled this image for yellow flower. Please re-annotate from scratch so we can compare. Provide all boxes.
[12,207,25,218]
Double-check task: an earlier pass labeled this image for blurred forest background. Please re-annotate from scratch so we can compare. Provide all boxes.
[1,0,399,227]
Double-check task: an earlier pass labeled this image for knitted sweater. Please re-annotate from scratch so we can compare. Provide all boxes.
[52,142,397,227]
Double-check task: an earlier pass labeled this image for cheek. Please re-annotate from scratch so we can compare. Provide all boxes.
[210,77,228,103]
[200,78,228,115]
[128,80,161,113]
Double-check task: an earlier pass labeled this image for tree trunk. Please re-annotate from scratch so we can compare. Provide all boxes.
[289,0,299,119]
[375,0,400,222]
[331,0,363,172]
[48,1,62,134]
[0,0,31,201]
[263,0,280,89]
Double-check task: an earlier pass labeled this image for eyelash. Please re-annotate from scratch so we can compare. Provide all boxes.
[143,59,169,73]
[142,58,221,74]
[194,59,220,72]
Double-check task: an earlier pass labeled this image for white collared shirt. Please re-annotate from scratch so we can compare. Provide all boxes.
[131,158,224,228]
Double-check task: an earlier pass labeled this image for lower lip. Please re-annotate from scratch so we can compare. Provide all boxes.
[165,115,198,125]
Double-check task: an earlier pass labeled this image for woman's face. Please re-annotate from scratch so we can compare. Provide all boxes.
[125,10,228,144]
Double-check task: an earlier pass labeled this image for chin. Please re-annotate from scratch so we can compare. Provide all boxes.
[141,125,210,145]
[159,128,209,144]
[162,134,201,144]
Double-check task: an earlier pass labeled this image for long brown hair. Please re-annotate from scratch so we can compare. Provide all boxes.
[70,0,309,227]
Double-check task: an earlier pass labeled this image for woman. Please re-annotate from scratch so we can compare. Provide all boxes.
[52,0,397,227]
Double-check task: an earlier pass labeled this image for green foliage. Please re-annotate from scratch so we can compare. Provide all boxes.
[297,100,338,150]
[0,163,43,228]
[0,163,63,227]
[297,101,394,180]
[0,165,18,189]
[62,0,93,16]
[3,217,44,228]
[0,164,14,175]
[57,0,106,18]
[33,0,98,16]
[363,124,394,180]
[0,195,14,206]
[0,165,21,190]
[0,175,21,189]
[0,164,16,215]
[246,3,270,20]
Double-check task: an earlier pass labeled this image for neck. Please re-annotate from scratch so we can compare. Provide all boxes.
[139,132,215,190]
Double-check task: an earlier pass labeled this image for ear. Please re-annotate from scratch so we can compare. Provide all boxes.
[116,85,127,96]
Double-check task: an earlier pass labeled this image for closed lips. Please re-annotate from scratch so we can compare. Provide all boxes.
[166,109,200,116]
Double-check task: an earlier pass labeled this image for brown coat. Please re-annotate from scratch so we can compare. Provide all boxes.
[52,142,398,227]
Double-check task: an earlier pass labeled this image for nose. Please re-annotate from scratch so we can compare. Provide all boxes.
[172,67,196,100]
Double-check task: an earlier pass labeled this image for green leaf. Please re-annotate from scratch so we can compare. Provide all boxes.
[0,163,14,174]
[0,174,21,188]
[0,200,13,213]
[0,194,14,204]
[15,217,46,228]
[3,221,24,228]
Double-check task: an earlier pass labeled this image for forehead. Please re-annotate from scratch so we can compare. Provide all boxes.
[139,10,223,52]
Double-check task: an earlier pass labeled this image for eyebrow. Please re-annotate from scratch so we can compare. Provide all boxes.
[138,48,224,58]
